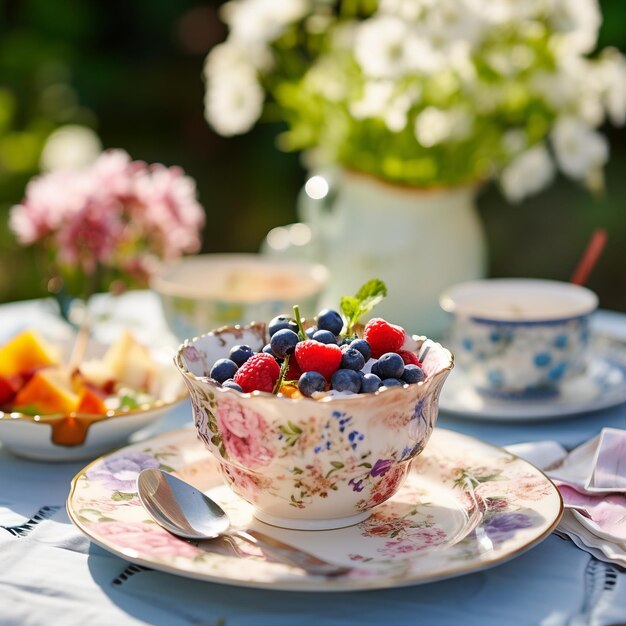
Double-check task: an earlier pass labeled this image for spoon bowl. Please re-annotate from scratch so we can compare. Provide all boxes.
[137,469,351,577]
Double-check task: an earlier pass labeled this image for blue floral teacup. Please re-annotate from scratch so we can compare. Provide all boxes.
[175,324,453,530]
[440,279,597,399]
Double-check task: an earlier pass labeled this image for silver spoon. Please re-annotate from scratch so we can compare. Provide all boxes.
[137,469,351,577]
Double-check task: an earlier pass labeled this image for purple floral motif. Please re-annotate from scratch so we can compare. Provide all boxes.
[349,477,365,492]
[371,459,394,477]
[182,345,202,364]
[483,512,535,542]
[87,452,160,492]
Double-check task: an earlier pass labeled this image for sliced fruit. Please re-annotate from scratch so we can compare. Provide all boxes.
[103,330,156,392]
[0,374,24,406]
[13,368,78,415]
[0,330,60,377]
[76,387,108,414]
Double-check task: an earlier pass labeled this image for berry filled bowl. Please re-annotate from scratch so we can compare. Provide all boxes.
[0,329,187,461]
[175,280,454,530]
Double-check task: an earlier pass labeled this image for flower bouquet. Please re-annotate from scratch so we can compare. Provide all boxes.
[204,0,626,201]
[9,150,205,321]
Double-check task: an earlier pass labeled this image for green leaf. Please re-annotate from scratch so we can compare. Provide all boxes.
[330,461,344,469]
[340,279,388,333]
[159,464,175,473]
[111,491,135,501]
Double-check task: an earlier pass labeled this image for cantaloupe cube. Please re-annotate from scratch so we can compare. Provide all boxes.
[13,368,78,415]
[0,330,60,377]
[76,387,108,414]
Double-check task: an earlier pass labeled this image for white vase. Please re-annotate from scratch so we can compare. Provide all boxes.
[264,169,487,338]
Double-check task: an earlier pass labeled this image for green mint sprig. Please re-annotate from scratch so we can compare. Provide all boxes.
[340,278,388,335]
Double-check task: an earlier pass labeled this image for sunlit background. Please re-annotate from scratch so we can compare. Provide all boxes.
[0,0,624,310]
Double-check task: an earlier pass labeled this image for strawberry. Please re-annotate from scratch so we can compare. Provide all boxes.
[398,350,422,367]
[233,353,280,393]
[294,340,342,381]
[363,318,406,358]
[284,357,303,382]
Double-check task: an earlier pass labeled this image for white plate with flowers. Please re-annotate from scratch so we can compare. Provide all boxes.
[67,427,562,591]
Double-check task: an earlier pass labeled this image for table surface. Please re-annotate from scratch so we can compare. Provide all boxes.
[1,292,625,626]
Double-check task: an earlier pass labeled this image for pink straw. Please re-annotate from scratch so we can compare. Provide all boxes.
[570,228,608,286]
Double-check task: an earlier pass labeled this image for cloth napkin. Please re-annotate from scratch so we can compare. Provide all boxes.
[506,427,626,569]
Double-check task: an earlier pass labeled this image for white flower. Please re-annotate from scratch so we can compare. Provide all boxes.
[350,81,396,120]
[500,144,555,202]
[221,0,309,46]
[598,48,626,126]
[549,0,601,54]
[422,0,486,47]
[350,82,420,132]
[354,16,443,79]
[465,0,545,24]
[414,106,472,147]
[551,117,608,180]
[204,65,264,136]
[40,125,102,172]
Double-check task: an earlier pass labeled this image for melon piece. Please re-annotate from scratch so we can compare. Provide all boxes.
[102,330,156,392]
[13,368,78,415]
[0,330,60,377]
[76,387,108,414]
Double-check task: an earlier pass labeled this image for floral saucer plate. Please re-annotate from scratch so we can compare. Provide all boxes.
[439,335,626,422]
[67,427,562,591]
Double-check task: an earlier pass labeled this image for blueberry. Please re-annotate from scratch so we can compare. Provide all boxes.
[312,329,337,344]
[361,373,382,393]
[262,344,274,355]
[350,339,371,361]
[382,378,404,387]
[222,379,243,392]
[298,371,327,397]
[228,344,254,367]
[317,308,343,335]
[268,315,298,337]
[402,364,425,384]
[305,326,318,339]
[331,369,362,393]
[270,328,299,359]
[210,358,238,383]
[340,347,365,371]
[370,360,381,377]
[377,352,405,379]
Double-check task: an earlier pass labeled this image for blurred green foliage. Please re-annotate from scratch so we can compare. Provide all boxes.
[0,0,624,311]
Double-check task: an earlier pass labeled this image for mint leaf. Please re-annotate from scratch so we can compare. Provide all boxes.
[355,279,387,311]
[341,279,388,333]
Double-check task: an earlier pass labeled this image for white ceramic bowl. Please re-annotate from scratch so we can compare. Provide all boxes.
[175,324,453,530]
[0,345,186,462]
[440,278,598,398]
[151,254,328,340]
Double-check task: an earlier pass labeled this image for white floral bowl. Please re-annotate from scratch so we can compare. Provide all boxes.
[175,324,453,530]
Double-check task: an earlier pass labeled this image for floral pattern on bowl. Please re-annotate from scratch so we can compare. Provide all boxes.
[175,324,454,530]
[67,427,563,591]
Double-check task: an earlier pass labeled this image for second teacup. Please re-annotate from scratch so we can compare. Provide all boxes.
[440,278,598,398]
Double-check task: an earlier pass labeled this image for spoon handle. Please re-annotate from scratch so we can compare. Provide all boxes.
[228,528,351,577]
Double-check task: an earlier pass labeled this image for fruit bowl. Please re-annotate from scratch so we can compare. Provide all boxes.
[175,323,454,530]
[0,331,187,462]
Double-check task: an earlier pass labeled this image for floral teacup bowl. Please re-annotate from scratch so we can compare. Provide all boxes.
[440,278,598,399]
[175,324,453,530]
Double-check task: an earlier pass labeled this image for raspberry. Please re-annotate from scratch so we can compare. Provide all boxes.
[294,340,342,381]
[398,349,422,367]
[363,318,406,358]
[233,353,280,393]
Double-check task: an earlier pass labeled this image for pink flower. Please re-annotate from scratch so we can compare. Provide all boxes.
[9,149,205,294]
[215,396,274,468]
[93,521,201,558]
